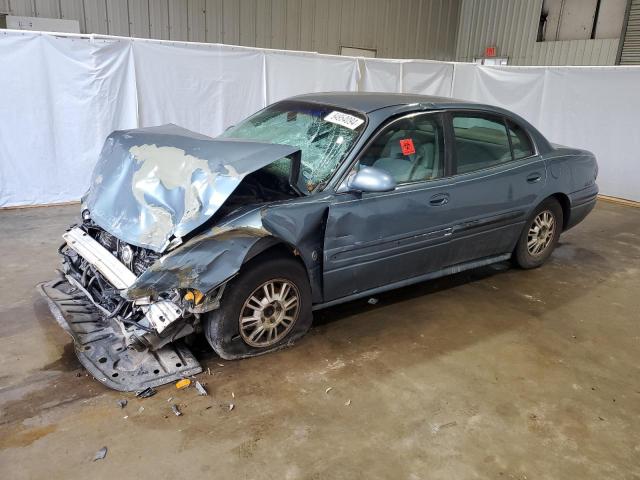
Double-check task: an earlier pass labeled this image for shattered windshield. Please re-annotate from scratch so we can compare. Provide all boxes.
[220,101,366,192]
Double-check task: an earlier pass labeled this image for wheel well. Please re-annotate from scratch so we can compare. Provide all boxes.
[243,238,307,274]
[549,193,570,230]
[242,238,321,301]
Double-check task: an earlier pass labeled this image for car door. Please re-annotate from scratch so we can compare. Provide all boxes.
[441,111,547,267]
[322,111,455,302]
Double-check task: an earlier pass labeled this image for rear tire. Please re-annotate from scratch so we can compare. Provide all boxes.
[204,253,312,360]
[513,198,563,269]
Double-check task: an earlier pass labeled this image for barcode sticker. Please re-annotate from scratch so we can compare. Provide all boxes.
[324,111,365,130]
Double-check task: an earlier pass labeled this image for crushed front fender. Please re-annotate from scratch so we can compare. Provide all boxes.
[122,226,268,300]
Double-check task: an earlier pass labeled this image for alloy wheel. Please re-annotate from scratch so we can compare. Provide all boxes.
[527,210,556,256]
[239,279,300,347]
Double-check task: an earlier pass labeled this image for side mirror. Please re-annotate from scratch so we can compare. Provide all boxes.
[338,166,397,193]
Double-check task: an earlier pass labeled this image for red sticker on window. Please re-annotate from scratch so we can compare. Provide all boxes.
[399,138,415,155]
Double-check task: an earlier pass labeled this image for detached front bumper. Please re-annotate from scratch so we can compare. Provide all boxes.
[40,276,202,392]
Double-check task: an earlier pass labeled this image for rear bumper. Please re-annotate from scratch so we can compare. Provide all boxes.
[39,276,201,392]
[566,184,598,230]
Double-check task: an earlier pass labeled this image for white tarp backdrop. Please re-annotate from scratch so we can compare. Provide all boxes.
[360,59,454,96]
[132,41,265,137]
[0,33,137,206]
[1,30,638,206]
[265,51,360,103]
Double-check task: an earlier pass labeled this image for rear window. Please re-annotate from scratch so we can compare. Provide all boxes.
[507,120,535,159]
[452,114,511,174]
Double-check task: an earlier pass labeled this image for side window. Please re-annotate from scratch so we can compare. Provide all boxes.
[452,114,512,174]
[358,114,445,184]
[507,120,535,159]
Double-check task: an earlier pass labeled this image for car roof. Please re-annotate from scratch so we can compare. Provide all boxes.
[287,91,554,156]
[288,92,471,113]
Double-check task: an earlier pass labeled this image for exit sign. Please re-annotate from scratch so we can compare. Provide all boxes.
[485,46,497,57]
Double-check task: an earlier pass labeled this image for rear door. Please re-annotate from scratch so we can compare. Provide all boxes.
[441,111,547,267]
[322,111,454,301]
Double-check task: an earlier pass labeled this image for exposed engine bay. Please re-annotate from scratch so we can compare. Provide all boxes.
[60,222,199,350]
[211,167,302,220]
[41,220,210,391]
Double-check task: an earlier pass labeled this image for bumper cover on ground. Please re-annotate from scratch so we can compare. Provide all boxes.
[38,276,202,392]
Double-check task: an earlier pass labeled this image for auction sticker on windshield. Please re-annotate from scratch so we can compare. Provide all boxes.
[324,111,364,130]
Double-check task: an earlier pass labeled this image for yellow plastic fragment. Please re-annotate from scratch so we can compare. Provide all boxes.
[183,289,204,305]
[176,379,191,389]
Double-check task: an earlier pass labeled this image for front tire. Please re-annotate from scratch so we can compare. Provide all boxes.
[513,198,563,269]
[204,253,312,360]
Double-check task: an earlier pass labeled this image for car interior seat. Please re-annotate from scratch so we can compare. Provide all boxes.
[373,139,415,182]
[408,142,438,180]
[372,131,439,182]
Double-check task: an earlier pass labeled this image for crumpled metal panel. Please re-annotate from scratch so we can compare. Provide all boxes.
[260,200,330,302]
[122,200,330,302]
[83,124,299,253]
[123,226,268,300]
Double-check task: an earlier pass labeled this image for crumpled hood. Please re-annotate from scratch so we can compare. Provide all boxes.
[83,124,299,252]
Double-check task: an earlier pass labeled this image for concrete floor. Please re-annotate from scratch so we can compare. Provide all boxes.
[0,202,638,479]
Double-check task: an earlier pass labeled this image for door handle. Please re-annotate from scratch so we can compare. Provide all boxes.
[429,193,449,206]
[527,173,542,183]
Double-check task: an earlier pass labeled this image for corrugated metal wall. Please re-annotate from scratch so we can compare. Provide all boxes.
[618,0,640,64]
[0,0,460,60]
[455,0,621,65]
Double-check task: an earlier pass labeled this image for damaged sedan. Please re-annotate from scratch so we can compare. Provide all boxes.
[40,93,599,391]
